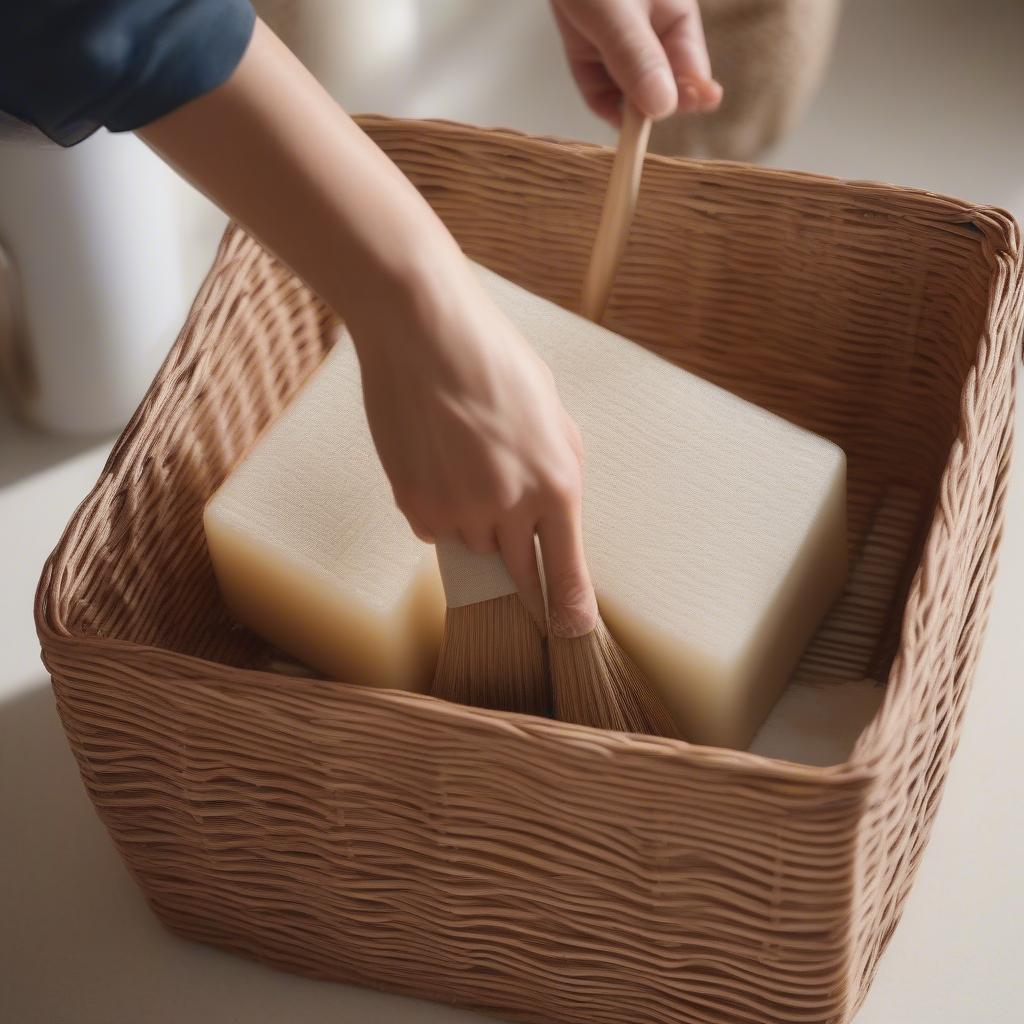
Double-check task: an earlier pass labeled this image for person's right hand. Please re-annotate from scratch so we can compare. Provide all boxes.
[139,18,598,638]
[353,255,597,639]
[552,0,722,124]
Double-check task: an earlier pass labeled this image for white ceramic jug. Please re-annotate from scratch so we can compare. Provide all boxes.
[0,130,189,435]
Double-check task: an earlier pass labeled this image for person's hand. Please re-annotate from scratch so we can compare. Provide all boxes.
[355,256,596,639]
[551,0,722,124]
[140,18,598,638]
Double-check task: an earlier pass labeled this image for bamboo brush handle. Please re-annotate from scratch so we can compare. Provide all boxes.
[580,104,652,324]
[438,109,650,611]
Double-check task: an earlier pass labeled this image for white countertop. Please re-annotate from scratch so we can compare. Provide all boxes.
[2,1,1022,1021]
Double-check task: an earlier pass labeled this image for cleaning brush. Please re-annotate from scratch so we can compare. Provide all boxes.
[550,617,680,737]
[579,102,652,322]
[548,102,681,739]
[429,536,548,716]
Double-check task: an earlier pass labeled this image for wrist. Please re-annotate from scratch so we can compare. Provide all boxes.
[341,223,475,367]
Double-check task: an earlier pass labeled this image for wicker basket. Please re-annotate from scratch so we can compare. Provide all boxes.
[37,117,1022,1024]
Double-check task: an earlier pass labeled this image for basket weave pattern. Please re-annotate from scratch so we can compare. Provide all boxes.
[37,118,1022,1024]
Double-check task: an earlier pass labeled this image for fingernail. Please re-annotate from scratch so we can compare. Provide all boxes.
[526,598,548,638]
[679,83,700,112]
[642,67,678,120]
[549,606,598,640]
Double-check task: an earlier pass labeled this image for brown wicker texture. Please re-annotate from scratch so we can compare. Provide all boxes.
[36,117,1022,1024]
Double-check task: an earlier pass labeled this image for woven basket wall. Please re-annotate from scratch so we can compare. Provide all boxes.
[37,117,1022,1024]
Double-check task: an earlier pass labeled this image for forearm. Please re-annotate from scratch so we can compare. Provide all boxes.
[139,18,460,344]
[141,17,596,633]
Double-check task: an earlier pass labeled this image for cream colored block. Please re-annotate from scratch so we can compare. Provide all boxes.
[204,336,444,691]
[476,265,847,748]
[205,265,846,746]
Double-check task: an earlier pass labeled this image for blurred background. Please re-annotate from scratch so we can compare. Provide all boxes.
[3,0,1024,478]
[2,3,1022,1023]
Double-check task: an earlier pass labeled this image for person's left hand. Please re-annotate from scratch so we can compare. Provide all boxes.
[551,0,722,125]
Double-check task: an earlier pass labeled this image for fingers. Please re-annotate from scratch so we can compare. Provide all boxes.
[653,1,723,112]
[557,0,678,120]
[497,521,547,632]
[553,0,722,121]
[562,410,584,465]
[457,524,498,555]
[551,6,623,125]
[403,506,436,544]
[537,498,598,640]
[567,57,625,125]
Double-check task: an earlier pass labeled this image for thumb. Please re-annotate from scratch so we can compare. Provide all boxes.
[565,1,678,119]
[537,510,599,639]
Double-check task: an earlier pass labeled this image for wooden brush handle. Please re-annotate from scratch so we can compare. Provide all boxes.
[440,111,649,611]
[580,104,652,324]
[435,536,517,609]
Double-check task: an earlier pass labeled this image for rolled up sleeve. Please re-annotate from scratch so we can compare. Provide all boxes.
[0,0,256,146]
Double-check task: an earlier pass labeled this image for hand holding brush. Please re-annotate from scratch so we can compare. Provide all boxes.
[427,105,681,738]
[545,100,682,739]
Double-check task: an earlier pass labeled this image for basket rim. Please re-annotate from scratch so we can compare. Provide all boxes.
[35,117,1024,788]
[35,615,879,789]
[355,115,1023,258]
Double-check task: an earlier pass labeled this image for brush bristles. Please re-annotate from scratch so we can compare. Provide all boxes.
[550,617,681,738]
[430,594,549,715]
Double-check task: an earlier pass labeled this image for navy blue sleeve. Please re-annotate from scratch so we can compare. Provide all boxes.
[0,0,256,147]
